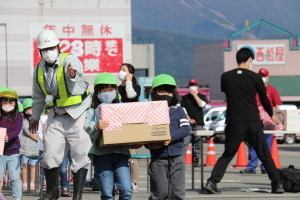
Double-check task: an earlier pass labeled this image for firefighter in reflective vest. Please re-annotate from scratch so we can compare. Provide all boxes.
[29,29,92,200]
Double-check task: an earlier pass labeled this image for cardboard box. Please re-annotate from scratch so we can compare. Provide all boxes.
[274,109,300,130]
[98,101,171,146]
[99,123,170,147]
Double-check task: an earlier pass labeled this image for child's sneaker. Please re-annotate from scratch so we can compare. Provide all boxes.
[30,183,35,191]
[132,182,139,192]
[0,193,7,200]
[22,183,27,191]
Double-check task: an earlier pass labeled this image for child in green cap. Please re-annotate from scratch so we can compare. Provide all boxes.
[84,72,133,199]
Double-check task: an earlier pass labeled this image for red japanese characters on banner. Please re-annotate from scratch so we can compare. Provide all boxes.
[255,46,284,62]
[33,38,123,73]
[237,44,285,65]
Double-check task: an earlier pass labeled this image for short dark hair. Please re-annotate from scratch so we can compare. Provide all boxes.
[151,85,179,106]
[91,84,120,109]
[236,48,255,65]
[23,107,32,122]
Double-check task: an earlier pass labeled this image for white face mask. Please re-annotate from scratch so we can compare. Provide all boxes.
[118,71,128,81]
[97,92,117,104]
[41,49,59,64]
[262,77,267,84]
[249,59,253,70]
[189,86,198,92]
[2,105,14,112]
[26,110,33,115]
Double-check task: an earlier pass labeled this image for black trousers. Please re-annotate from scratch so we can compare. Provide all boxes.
[208,121,280,184]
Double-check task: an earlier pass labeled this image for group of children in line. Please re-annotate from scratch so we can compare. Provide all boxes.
[0,88,73,200]
[0,63,190,200]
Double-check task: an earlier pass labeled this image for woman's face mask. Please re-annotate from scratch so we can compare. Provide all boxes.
[118,71,128,81]
[41,48,59,64]
[97,92,117,103]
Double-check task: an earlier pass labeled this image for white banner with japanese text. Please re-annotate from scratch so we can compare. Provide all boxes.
[30,23,125,74]
[237,44,285,65]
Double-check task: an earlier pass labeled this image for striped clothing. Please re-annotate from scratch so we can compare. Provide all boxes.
[148,105,190,159]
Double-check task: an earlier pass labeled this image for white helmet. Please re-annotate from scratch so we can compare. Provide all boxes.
[37,29,60,49]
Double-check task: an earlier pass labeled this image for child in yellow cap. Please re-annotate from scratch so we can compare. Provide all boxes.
[0,88,23,200]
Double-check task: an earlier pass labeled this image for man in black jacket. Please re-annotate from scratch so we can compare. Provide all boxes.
[181,79,207,167]
[204,47,284,194]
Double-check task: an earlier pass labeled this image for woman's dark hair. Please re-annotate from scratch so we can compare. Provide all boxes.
[0,97,19,122]
[91,84,120,109]
[23,107,32,122]
[236,47,255,65]
[151,85,179,107]
[120,63,137,84]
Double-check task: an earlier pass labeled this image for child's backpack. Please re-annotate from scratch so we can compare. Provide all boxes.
[279,165,300,192]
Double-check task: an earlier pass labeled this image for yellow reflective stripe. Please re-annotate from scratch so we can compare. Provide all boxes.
[56,95,83,107]
[36,53,88,108]
[56,53,69,99]
[37,64,49,96]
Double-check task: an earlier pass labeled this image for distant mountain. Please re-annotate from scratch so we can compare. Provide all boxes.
[132,0,300,40]
[132,28,213,84]
[131,0,300,84]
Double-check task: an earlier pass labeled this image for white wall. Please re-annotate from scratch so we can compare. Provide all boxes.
[0,0,132,96]
[132,44,155,77]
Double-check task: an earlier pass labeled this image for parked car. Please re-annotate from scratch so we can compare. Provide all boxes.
[209,110,226,143]
[203,106,226,131]
[208,104,299,144]
[274,104,298,144]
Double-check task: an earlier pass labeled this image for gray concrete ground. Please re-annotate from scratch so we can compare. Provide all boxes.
[2,143,300,200]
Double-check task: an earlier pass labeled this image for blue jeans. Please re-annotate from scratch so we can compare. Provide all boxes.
[21,155,38,165]
[246,134,273,171]
[60,152,70,189]
[94,153,132,200]
[0,154,22,198]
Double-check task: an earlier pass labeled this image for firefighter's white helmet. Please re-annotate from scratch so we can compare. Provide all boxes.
[37,29,60,49]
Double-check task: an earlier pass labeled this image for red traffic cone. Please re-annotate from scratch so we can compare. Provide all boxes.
[271,136,281,169]
[184,144,192,164]
[205,138,217,167]
[233,142,247,168]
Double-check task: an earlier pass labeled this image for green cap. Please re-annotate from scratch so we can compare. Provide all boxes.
[152,74,176,89]
[0,85,5,93]
[94,72,117,86]
[18,102,24,112]
[23,98,33,110]
[0,88,18,99]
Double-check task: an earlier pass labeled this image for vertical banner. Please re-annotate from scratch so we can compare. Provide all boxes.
[237,44,285,65]
[31,23,125,74]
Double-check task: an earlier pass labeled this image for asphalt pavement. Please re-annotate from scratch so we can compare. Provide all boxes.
[2,143,300,200]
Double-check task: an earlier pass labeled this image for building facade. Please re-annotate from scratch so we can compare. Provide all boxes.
[0,0,133,96]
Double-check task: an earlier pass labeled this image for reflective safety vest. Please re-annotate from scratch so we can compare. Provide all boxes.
[36,53,89,108]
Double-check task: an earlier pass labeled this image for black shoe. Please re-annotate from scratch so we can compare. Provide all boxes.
[261,170,267,174]
[73,168,88,200]
[203,180,221,194]
[239,169,256,174]
[271,183,284,194]
[193,158,200,167]
[38,168,60,200]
